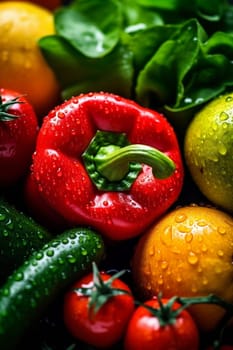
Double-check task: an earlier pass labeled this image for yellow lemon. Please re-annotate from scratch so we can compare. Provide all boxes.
[184,92,233,213]
[0,1,61,118]
[131,205,233,332]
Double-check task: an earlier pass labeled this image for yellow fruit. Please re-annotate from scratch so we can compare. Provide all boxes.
[184,92,233,213]
[0,1,60,118]
[131,205,233,332]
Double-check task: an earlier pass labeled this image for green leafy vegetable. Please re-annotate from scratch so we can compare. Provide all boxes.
[54,0,122,58]
[39,0,233,133]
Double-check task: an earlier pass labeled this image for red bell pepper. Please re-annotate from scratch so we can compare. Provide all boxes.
[28,92,184,240]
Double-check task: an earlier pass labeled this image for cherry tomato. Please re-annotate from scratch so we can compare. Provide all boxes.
[124,296,200,350]
[63,264,135,348]
[0,88,38,187]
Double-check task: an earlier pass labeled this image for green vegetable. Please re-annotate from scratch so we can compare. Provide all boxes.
[0,197,52,282]
[0,227,105,350]
[38,0,233,133]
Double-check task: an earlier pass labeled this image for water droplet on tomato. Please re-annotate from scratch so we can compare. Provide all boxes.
[185,232,193,243]
[57,168,63,177]
[197,220,206,227]
[188,252,198,265]
[160,225,172,246]
[202,277,208,285]
[191,285,198,293]
[201,244,208,252]
[158,277,163,285]
[175,213,187,223]
[215,266,222,274]
[217,250,224,257]
[149,247,155,256]
[161,261,168,270]
[217,227,226,235]
[176,275,182,283]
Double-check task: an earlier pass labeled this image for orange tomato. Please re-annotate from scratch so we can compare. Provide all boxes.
[131,204,233,333]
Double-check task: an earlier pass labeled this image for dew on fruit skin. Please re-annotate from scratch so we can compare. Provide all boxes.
[202,277,208,286]
[175,213,187,223]
[201,244,208,252]
[187,252,199,265]
[217,227,226,235]
[149,247,155,256]
[191,285,198,293]
[197,220,206,227]
[158,276,164,285]
[219,111,229,121]
[217,250,224,257]
[161,261,168,270]
[160,225,172,246]
[176,275,182,283]
[217,142,227,156]
[171,246,181,254]
[215,266,222,274]
[225,96,233,102]
[185,232,193,243]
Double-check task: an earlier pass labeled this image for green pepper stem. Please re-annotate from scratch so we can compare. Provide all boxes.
[95,143,175,181]
[82,131,176,191]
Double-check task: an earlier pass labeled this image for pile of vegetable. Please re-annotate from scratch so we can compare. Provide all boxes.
[1,0,233,349]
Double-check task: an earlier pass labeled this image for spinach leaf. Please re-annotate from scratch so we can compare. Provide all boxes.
[135,19,207,107]
[39,35,134,100]
[121,0,164,33]
[54,0,122,58]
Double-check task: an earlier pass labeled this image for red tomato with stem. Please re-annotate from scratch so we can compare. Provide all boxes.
[0,88,38,187]
[124,296,200,350]
[63,263,135,348]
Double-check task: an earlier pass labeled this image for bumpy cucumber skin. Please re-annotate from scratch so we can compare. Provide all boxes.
[0,197,52,281]
[0,227,105,350]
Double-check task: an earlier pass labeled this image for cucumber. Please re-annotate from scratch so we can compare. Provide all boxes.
[0,197,52,282]
[0,227,105,350]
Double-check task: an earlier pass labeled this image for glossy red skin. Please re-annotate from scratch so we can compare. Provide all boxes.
[124,298,200,350]
[29,92,184,240]
[24,173,70,231]
[0,88,38,187]
[63,271,135,348]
